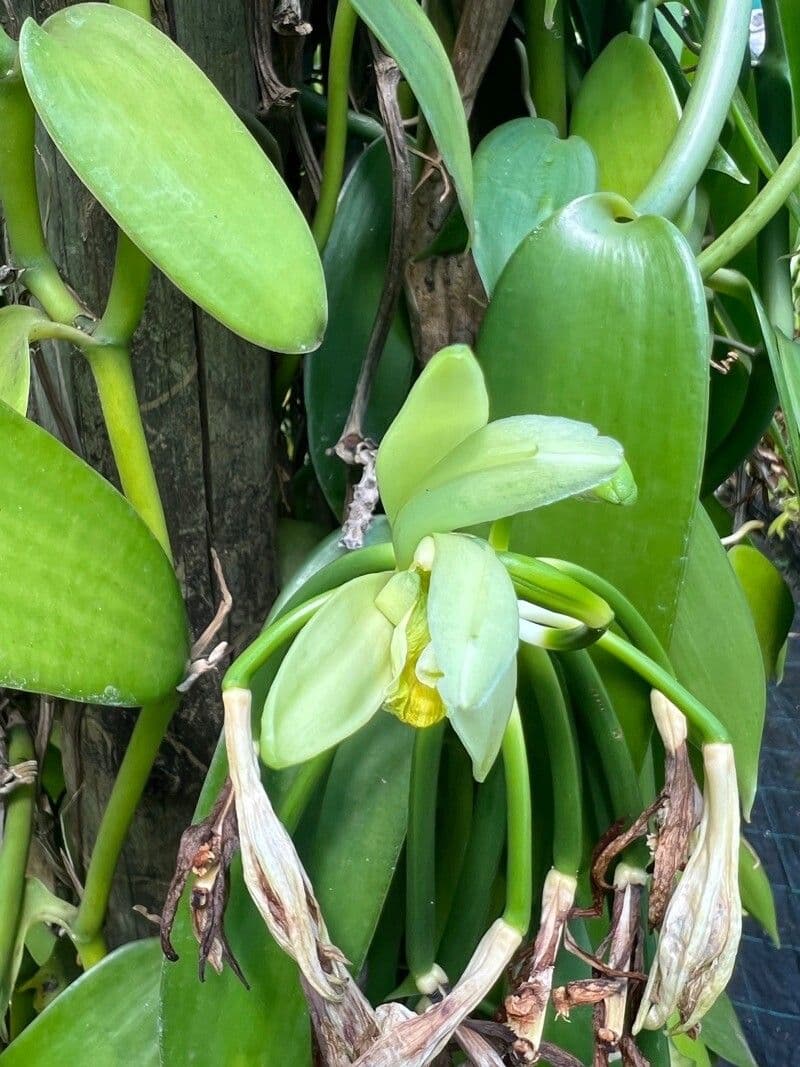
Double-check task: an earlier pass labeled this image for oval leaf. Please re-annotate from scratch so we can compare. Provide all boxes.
[473,118,597,294]
[261,571,394,768]
[0,940,160,1066]
[571,34,680,203]
[428,534,519,780]
[376,345,488,523]
[305,140,413,514]
[728,543,794,682]
[739,836,780,946]
[393,414,628,567]
[20,5,325,353]
[350,0,473,230]
[0,402,188,704]
[478,191,709,765]
[700,992,759,1067]
[0,306,39,414]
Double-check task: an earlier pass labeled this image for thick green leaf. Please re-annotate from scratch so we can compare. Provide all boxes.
[350,0,473,230]
[472,118,597,294]
[668,508,765,818]
[393,414,629,567]
[728,543,794,681]
[428,534,518,780]
[0,940,160,1066]
[739,836,780,945]
[670,1033,711,1066]
[570,34,680,202]
[0,306,39,414]
[478,192,708,763]
[376,345,488,524]
[305,140,414,514]
[701,992,759,1067]
[307,713,413,970]
[261,572,394,768]
[0,402,188,704]
[20,5,325,353]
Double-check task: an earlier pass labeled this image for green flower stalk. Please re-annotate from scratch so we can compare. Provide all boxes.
[634,742,742,1034]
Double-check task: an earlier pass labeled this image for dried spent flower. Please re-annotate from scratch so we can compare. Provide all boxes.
[594,864,647,1053]
[634,742,741,1033]
[504,867,577,1061]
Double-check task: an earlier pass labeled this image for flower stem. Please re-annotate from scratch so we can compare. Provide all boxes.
[0,721,35,997]
[635,0,751,219]
[524,0,567,136]
[72,694,177,966]
[501,704,533,936]
[312,0,359,251]
[598,631,730,745]
[406,721,446,985]
[519,648,582,877]
[698,135,800,280]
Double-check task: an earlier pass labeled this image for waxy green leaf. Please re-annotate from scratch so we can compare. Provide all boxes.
[350,0,474,230]
[20,4,325,353]
[570,34,680,202]
[261,572,394,768]
[376,345,488,523]
[0,940,160,1065]
[0,306,39,414]
[739,837,779,945]
[0,401,188,705]
[472,118,597,294]
[393,414,629,568]
[668,508,765,818]
[307,713,413,970]
[478,192,709,764]
[728,543,794,681]
[701,992,759,1067]
[428,534,518,780]
[305,140,414,514]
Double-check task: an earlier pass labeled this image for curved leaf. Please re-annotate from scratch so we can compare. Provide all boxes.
[0,940,160,1066]
[571,34,680,202]
[392,414,629,567]
[0,306,39,414]
[307,713,413,970]
[305,140,414,514]
[668,508,765,818]
[0,401,188,705]
[376,345,488,523]
[701,992,758,1067]
[739,836,780,945]
[473,118,597,294]
[728,543,794,681]
[261,571,394,768]
[350,0,473,229]
[478,192,709,765]
[20,5,325,353]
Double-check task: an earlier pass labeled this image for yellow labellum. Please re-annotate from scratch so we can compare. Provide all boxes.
[385,596,446,729]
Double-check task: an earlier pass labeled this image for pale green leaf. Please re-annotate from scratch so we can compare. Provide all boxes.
[728,543,794,681]
[473,118,597,294]
[0,306,40,414]
[350,0,474,230]
[739,836,779,945]
[701,992,759,1067]
[428,534,518,780]
[376,345,488,523]
[392,415,628,566]
[20,5,325,353]
[261,572,394,767]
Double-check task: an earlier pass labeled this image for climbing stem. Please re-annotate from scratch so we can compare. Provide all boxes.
[598,631,730,744]
[501,703,533,935]
[635,0,751,218]
[698,135,800,280]
[406,722,446,984]
[0,722,35,995]
[73,694,177,967]
[520,647,582,876]
[97,233,153,347]
[524,0,567,136]
[85,345,170,556]
[630,0,655,41]
[312,0,358,250]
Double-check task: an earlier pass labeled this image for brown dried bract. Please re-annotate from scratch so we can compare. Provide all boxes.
[160,777,247,987]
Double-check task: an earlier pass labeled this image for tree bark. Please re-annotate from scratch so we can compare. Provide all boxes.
[4,0,279,945]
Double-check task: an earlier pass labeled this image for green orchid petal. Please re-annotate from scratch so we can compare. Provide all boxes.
[427,534,519,780]
[393,415,631,566]
[375,569,422,626]
[261,572,395,768]
[376,345,489,523]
